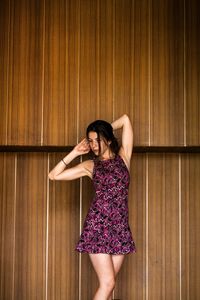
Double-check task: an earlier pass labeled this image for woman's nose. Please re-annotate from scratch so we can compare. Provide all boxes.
[89,140,98,149]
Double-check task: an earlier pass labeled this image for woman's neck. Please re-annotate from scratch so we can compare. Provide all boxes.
[100,149,115,160]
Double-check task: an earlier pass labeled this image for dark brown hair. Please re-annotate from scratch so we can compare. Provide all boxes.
[86,120,119,156]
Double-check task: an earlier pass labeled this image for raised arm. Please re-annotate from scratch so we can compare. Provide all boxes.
[48,139,93,181]
[111,114,133,164]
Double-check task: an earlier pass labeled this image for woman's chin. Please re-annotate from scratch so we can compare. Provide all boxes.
[93,150,99,156]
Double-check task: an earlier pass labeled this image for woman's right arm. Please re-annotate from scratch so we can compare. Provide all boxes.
[48,139,93,181]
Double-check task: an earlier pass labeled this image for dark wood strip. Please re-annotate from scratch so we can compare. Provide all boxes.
[0,145,200,153]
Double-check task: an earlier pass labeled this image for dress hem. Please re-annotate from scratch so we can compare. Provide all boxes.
[75,249,136,255]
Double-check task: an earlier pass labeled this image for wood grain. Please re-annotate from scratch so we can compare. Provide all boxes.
[7,0,44,145]
[98,0,115,121]
[0,0,199,146]
[0,151,200,299]
[114,0,133,120]
[151,0,184,145]
[0,153,16,299]
[148,153,180,299]
[185,0,200,145]
[14,153,47,299]
[48,153,80,300]
[79,0,99,138]
[181,154,200,299]
[133,0,151,146]
[43,0,79,145]
[0,0,10,144]
[0,0,200,298]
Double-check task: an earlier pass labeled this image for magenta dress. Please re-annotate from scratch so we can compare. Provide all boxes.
[75,154,136,254]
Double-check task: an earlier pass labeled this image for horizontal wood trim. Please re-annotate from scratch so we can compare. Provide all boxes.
[0,146,200,153]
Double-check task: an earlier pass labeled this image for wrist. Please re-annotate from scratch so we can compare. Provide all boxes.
[71,148,81,157]
[62,149,79,165]
[61,158,67,166]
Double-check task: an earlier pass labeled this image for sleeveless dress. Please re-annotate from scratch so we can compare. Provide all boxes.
[75,154,136,254]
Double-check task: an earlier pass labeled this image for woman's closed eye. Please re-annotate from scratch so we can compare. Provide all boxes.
[88,138,101,144]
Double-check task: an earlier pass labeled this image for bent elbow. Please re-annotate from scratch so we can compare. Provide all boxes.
[123,114,129,121]
[48,173,55,180]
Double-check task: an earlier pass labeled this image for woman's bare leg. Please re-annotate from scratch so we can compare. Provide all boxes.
[111,254,125,276]
[89,254,125,300]
[89,253,115,300]
[108,255,125,299]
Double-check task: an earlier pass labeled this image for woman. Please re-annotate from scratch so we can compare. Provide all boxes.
[48,114,136,300]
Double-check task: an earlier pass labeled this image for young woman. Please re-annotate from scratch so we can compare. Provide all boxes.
[48,114,136,300]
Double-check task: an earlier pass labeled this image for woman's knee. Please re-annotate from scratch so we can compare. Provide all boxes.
[101,276,115,292]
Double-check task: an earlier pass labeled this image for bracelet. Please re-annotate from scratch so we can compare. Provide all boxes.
[62,159,67,166]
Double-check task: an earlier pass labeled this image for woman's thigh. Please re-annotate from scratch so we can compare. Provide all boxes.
[111,254,125,276]
[89,253,115,282]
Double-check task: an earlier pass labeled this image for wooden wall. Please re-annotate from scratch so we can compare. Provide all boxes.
[0,0,199,146]
[1,152,200,299]
[0,0,200,299]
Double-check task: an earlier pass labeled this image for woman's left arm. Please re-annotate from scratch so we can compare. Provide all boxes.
[111,114,133,162]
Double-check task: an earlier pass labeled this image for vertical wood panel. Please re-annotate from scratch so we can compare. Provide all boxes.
[43,0,68,145]
[164,154,180,298]
[151,0,184,145]
[48,153,80,300]
[148,154,165,299]
[114,154,146,300]
[14,153,47,299]
[0,0,200,298]
[43,0,79,145]
[148,154,180,299]
[185,0,200,145]
[0,153,16,299]
[7,0,44,145]
[181,154,200,299]
[79,0,99,138]
[114,0,133,120]
[133,0,151,146]
[67,0,81,144]
[0,152,200,299]
[0,0,10,144]
[98,0,115,121]
[0,0,199,147]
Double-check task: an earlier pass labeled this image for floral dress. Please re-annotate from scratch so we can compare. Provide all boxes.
[76,154,136,254]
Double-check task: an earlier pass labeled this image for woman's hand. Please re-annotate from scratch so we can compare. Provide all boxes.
[73,138,90,156]
[48,138,91,181]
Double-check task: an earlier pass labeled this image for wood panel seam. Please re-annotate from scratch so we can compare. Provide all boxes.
[183,0,186,146]
[146,153,149,300]
[12,154,17,300]
[112,0,115,120]
[41,0,46,146]
[5,0,11,146]
[79,156,83,300]
[76,0,80,143]
[148,0,152,146]
[179,154,182,300]
[45,153,50,300]
[96,0,100,117]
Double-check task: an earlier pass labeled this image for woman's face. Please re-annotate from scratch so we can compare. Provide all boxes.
[87,131,110,157]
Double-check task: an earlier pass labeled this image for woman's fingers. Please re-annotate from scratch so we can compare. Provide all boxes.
[74,138,90,154]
